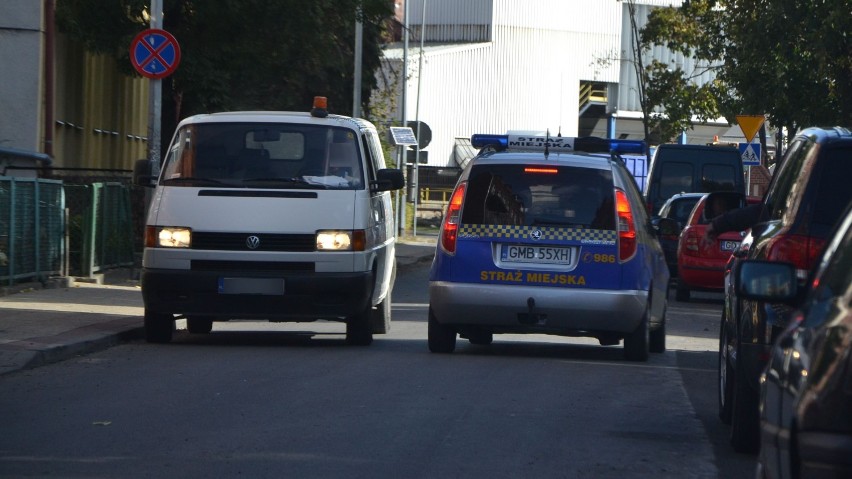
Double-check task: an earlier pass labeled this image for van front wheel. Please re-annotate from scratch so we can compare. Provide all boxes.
[346,305,373,346]
[144,310,175,343]
[371,290,391,334]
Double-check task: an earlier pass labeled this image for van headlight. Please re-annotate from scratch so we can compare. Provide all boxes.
[316,230,366,251]
[146,226,192,248]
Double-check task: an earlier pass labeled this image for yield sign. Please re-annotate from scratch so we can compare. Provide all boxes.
[735,114,765,143]
[130,29,181,79]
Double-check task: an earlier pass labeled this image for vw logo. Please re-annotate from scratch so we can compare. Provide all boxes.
[246,235,261,249]
[530,229,543,241]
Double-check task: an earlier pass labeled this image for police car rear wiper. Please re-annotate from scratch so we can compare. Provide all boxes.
[532,218,588,228]
[161,177,227,186]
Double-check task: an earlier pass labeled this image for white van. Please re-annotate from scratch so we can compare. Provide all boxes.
[133,98,404,345]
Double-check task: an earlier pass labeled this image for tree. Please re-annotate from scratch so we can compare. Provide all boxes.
[637,0,732,144]
[639,0,851,147]
[56,0,395,155]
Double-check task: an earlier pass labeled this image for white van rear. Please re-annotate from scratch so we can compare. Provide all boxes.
[134,99,404,345]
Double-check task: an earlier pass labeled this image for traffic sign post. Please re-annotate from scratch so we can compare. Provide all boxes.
[130,29,181,79]
[735,115,765,143]
[389,127,419,146]
[739,142,761,166]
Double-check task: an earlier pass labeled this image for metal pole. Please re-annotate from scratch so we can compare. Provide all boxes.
[412,0,426,236]
[352,13,363,117]
[145,0,163,222]
[397,0,410,237]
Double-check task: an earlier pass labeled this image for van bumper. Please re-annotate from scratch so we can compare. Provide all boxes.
[141,268,372,320]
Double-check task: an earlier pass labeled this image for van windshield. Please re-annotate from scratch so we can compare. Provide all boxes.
[159,122,364,190]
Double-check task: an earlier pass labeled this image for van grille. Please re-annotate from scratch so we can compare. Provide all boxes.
[191,260,313,272]
[192,232,316,252]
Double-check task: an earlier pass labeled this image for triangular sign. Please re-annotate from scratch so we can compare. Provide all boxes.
[736,115,766,143]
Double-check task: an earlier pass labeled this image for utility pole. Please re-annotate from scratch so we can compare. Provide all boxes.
[352,10,363,118]
[397,0,410,237]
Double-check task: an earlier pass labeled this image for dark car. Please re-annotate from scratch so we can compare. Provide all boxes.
[654,192,705,278]
[645,143,745,216]
[735,204,852,479]
[428,133,673,361]
[718,126,852,453]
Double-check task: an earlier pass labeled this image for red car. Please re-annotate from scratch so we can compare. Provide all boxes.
[675,193,761,301]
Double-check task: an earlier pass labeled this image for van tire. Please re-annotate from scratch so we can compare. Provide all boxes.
[650,307,666,353]
[187,316,213,334]
[144,310,175,343]
[428,307,456,353]
[346,306,373,346]
[624,310,649,361]
[371,290,392,334]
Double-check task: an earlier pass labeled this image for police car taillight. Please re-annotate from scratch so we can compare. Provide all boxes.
[441,182,467,254]
[615,189,637,261]
[524,167,558,174]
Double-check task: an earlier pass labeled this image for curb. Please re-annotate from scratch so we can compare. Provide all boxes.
[0,317,144,377]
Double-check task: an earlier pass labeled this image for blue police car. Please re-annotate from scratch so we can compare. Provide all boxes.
[428,132,673,361]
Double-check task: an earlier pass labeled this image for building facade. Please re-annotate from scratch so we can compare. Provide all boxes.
[1,0,148,172]
[378,0,734,168]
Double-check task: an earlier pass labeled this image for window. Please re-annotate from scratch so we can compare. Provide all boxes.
[701,164,738,191]
[658,162,693,201]
[159,123,364,189]
[461,165,615,230]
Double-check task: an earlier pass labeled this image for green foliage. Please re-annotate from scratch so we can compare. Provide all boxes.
[56,0,395,152]
[637,0,851,139]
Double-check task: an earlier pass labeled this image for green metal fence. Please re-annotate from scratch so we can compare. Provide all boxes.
[0,175,137,285]
[64,182,135,277]
[0,177,65,286]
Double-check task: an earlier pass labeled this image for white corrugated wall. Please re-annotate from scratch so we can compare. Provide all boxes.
[397,0,623,166]
[617,1,718,115]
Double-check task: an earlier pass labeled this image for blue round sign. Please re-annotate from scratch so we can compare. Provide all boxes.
[130,29,181,79]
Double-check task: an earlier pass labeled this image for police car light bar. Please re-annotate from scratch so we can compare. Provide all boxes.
[470,132,645,155]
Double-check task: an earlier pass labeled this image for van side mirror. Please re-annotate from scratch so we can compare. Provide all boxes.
[133,159,156,187]
[372,168,405,192]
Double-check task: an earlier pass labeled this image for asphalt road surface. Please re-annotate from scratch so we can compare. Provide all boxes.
[0,264,757,478]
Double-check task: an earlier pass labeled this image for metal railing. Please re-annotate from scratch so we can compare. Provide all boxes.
[0,177,65,286]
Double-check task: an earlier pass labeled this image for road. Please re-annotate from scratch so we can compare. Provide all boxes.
[0,264,757,478]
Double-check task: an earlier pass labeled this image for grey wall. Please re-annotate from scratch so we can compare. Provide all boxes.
[0,0,43,152]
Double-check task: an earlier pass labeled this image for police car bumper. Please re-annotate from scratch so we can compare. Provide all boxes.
[141,268,372,320]
[429,281,647,334]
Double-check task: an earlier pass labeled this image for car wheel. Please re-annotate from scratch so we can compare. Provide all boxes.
[676,284,690,302]
[649,306,666,353]
[730,334,760,453]
[718,315,734,424]
[370,290,392,334]
[624,309,649,361]
[346,305,373,346]
[428,307,456,353]
[467,331,493,346]
[144,309,175,343]
[187,316,213,334]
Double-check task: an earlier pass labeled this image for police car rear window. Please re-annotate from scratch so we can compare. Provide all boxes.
[461,164,615,230]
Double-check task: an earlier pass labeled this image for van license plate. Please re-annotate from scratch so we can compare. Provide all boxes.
[720,241,738,252]
[218,277,285,295]
[501,244,574,265]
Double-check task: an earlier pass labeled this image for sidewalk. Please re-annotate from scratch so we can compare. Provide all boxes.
[0,237,436,376]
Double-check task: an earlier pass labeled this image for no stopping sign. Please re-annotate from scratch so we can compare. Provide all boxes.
[130,29,181,79]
